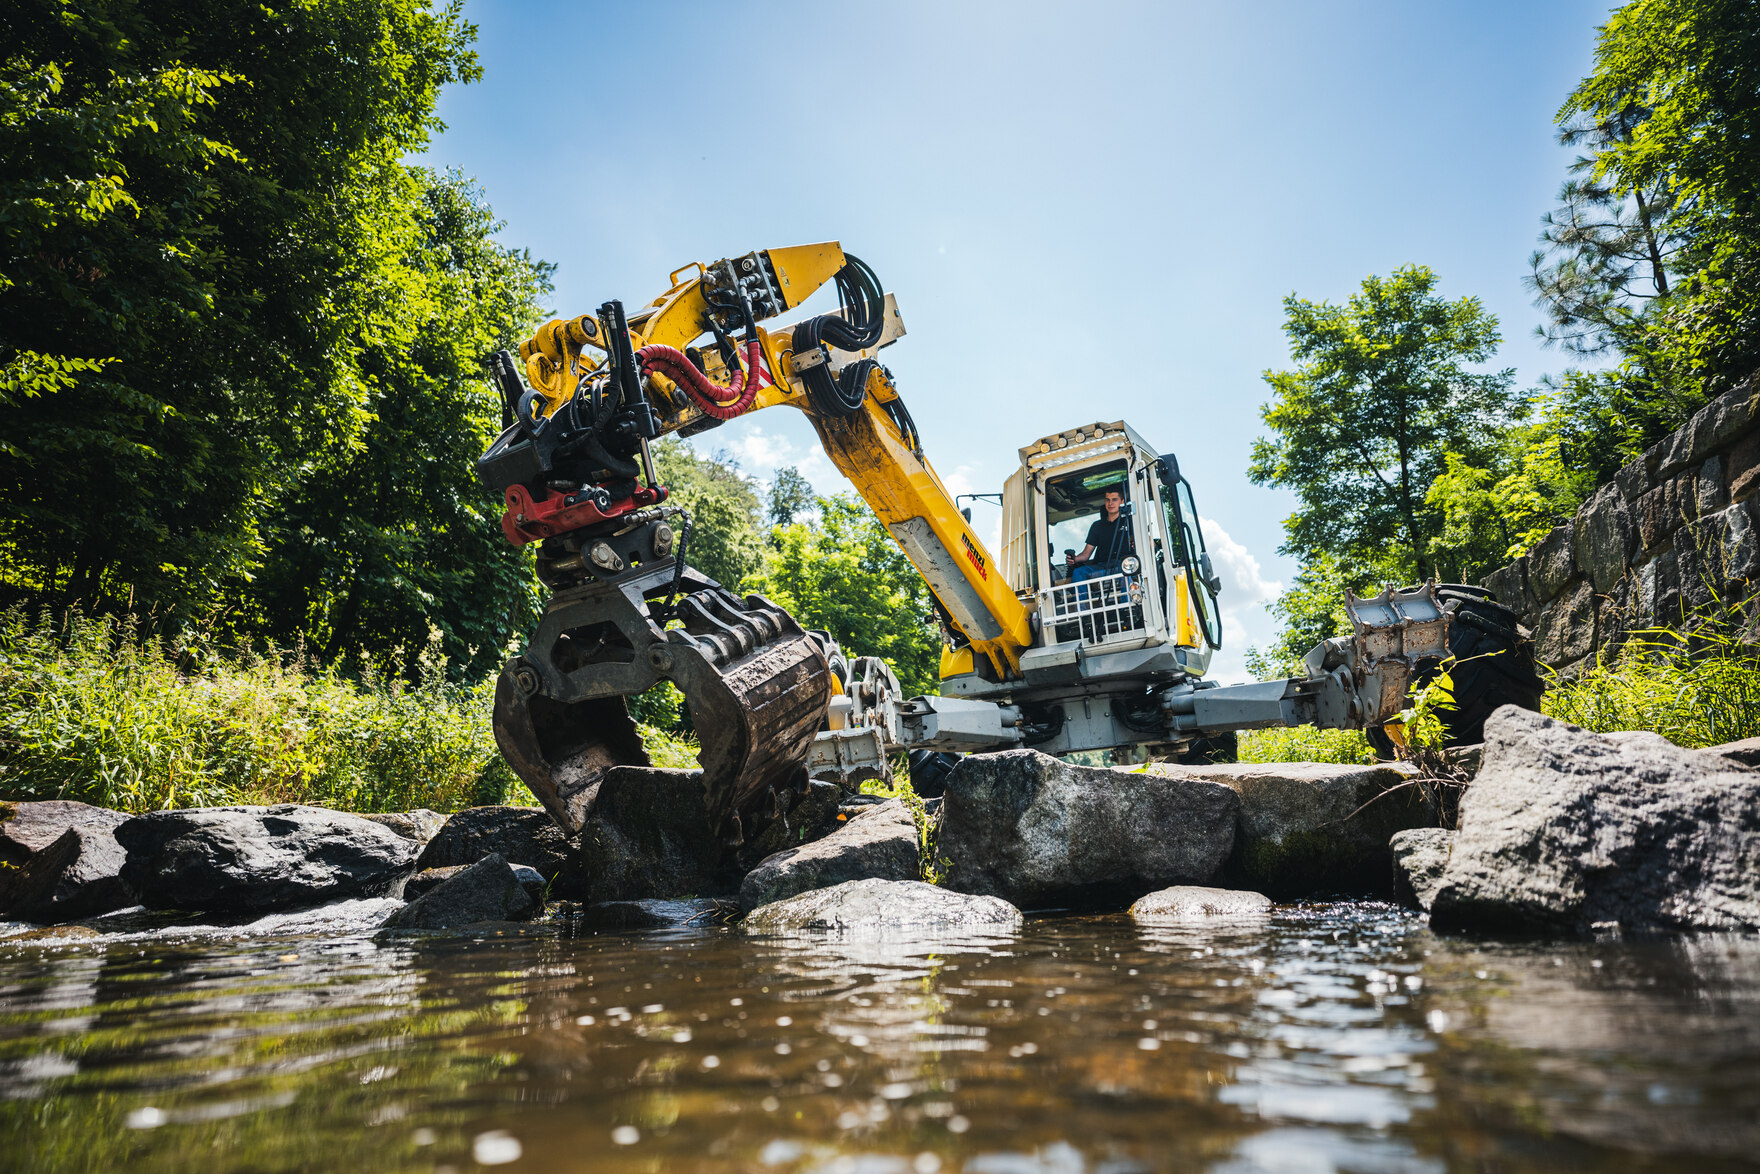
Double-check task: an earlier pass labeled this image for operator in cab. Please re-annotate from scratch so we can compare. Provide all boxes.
[1066,488,1136,582]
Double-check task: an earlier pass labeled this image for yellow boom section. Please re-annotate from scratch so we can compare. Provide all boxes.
[512,241,1033,681]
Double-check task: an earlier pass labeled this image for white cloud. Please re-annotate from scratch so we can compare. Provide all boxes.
[1200,516,1284,685]
[690,419,841,499]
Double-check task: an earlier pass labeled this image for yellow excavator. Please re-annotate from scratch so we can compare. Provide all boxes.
[476,243,1542,844]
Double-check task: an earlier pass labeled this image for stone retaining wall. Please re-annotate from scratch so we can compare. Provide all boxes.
[1479,377,1760,674]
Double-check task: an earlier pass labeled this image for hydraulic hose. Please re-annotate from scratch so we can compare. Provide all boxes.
[793,257,887,417]
[636,340,765,420]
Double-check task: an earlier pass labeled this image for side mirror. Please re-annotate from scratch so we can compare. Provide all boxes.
[1156,454,1179,483]
[961,507,972,522]
[1200,551,1221,596]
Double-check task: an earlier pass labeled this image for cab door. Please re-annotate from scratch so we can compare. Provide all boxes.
[1155,463,1223,651]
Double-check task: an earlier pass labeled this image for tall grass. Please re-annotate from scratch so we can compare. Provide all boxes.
[1543,615,1760,748]
[0,609,537,813]
[1236,726,1379,765]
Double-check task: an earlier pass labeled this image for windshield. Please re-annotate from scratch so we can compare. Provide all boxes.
[1044,461,1130,569]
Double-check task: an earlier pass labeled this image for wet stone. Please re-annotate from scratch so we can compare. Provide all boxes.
[1157,760,1432,899]
[361,809,447,846]
[1431,707,1760,934]
[578,898,734,929]
[381,854,537,931]
[1129,885,1271,922]
[738,798,920,912]
[939,749,1238,908]
[743,878,1022,937]
[416,806,577,892]
[117,804,419,914]
[1390,828,1455,912]
[0,800,128,867]
[0,826,133,923]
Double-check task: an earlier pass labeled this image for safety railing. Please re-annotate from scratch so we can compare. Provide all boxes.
[1041,571,1146,645]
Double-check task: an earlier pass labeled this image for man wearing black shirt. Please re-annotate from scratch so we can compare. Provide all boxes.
[1066,489,1135,580]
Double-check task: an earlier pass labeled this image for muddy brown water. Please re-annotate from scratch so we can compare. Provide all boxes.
[1,902,1757,1173]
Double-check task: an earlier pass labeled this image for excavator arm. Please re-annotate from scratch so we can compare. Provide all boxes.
[479,243,1027,842]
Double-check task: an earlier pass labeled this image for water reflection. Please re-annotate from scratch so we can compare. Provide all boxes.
[0,904,1754,1172]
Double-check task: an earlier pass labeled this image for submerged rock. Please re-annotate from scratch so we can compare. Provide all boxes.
[0,800,128,867]
[578,767,737,901]
[381,854,536,930]
[1130,885,1271,922]
[578,898,734,929]
[1430,706,1760,934]
[1391,828,1455,911]
[417,806,577,893]
[117,805,419,913]
[744,878,1021,937]
[739,799,920,911]
[1153,760,1434,898]
[0,826,133,923]
[361,809,448,846]
[937,749,1237,908]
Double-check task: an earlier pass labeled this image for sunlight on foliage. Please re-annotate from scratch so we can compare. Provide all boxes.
[0,609,535,813]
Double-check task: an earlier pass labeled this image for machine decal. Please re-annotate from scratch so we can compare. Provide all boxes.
[960,534,989,580]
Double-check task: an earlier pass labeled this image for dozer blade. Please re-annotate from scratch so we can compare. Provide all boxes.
[491,562,832,843]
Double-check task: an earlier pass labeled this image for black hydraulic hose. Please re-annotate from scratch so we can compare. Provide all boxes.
[794,257,886,417]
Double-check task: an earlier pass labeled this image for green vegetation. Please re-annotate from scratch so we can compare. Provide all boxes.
[746,493,942,698]
[1,0,549,677]
[1543,621,1760,748]
[1236,726,1379,766]
[1253,0,1760,673]
[0,608,533,814]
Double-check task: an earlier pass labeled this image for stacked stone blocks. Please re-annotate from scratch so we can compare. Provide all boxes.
[1480,379,1760,674]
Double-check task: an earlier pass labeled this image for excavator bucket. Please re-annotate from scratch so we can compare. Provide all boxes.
[491,563,832,843]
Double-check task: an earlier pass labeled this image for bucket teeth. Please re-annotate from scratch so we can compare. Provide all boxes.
[491,567,831,843]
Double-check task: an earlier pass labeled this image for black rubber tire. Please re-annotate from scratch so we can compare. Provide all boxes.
[1428,584,1546,745]
[1174,731,1238,765]
[907,749,961,798]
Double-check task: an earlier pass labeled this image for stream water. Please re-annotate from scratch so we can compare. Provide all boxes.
[1,902,1757,1173]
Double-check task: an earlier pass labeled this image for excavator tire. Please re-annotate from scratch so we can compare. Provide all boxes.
[492,560,832,844]
[907,749,961,798]
[1366,583,1545,754]
[1431,584,1546,744]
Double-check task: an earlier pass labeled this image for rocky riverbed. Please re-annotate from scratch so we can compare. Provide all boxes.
[3,705,1758,941]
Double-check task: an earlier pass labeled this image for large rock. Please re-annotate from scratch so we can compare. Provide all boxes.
[416,806,577,892]
[0,801,128,867]
[1129,885,1271,922]
[1528,521,1577,600]
[117,805,419,913]
[1701,736,1760,769]
[738,799,920,911]
[743,878,1021,937]
[1573,482,1637,594]
[1430,707,1760,934]
[380,854,535,930]
[0,826,134,922]
[737,780,845,870]
[578,767,737,901]
[938,749,1237,908]
[405,862,547,904]
[1154,760,1432,898]
[361,809,447,846]
[1390,828,1454,911]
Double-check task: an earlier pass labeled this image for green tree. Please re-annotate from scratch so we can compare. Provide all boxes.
[1249,266,1517,584]
[249,171,552,680]
[651,440,764,590]
[766,466,814,531]
[0,0,481,634]
[744,493,941,697]
[1565,0,1760,399]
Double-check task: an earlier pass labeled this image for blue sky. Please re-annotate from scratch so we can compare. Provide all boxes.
[428,0,1614,682]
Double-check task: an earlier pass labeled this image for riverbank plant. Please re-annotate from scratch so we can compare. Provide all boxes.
[1542,618,1760,748]
[0,609,538,814]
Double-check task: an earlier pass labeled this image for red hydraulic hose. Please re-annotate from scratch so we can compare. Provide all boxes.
[636,340,766,420]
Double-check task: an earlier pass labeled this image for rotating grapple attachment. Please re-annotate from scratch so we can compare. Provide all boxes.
[492,550,833,843]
